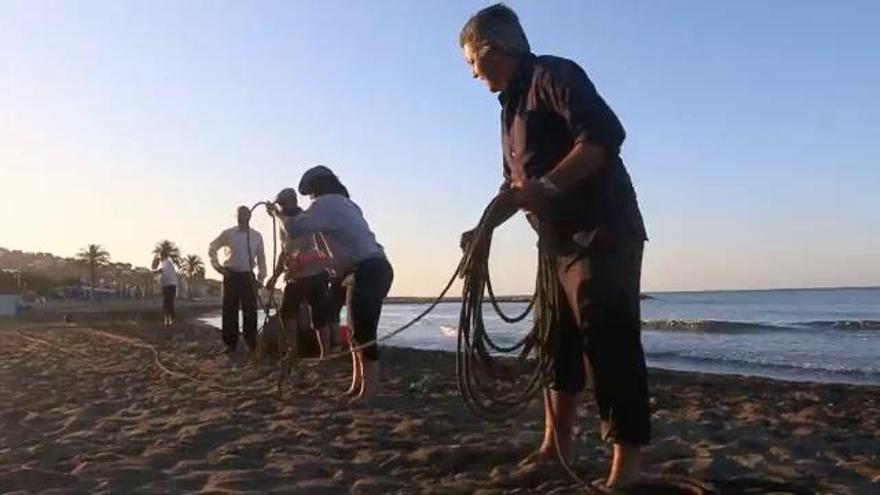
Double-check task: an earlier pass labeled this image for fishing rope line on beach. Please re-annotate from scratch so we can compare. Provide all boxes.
[15,324,276,394]
[254,195,588,484]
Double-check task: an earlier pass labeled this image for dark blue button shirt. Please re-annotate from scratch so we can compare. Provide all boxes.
[499,54,647,249]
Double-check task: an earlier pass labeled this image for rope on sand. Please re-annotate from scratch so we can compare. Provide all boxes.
[18,329,92,360]
[454,196,590,486]
[256,194,589,485]
[88,327,290,394]
[86,328,221,388]
[18,323,274,394]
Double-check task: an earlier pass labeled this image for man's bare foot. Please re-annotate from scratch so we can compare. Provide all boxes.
[344,364,362,397]
[519,437,574,467]
[522,390,578,467]
[351,361,379,403]
[348,393,372,406]
[317,328,331,360]
[606,443,642,487]
[344,380,362,397]
[590,478,620,494]
[345,350,363,396]
[348,380,375,405]
[517,447,556,467]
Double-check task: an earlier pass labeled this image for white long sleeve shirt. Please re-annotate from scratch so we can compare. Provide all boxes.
[208,226,266,280]
[284,194,383,273]
[159,258,178,287]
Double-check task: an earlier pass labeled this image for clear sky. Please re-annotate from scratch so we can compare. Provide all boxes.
[2,1,878,295]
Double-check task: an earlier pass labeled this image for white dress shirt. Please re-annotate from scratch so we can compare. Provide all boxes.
[159,257,178,287]
[208,226,267,281]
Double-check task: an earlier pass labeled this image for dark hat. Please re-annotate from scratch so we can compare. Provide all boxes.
[298,165,337,194]
[275,188,298,206]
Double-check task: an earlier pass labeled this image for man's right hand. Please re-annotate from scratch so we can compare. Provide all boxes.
[460,228,477,252]
[461,190,518,252]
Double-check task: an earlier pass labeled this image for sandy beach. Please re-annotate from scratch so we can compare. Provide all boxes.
[1,310,878,494]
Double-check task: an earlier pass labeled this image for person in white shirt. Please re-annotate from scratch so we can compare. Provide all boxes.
[288,166,393,403]
[265,188,337,359]
[208,206,267,352]
[154,254,178,326]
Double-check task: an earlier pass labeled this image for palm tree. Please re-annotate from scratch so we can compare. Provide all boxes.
[152,240,182,268]
[180,254,205,298]
[75,244,111,291]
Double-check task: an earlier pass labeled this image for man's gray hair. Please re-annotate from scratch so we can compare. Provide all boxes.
[460,3,530,57]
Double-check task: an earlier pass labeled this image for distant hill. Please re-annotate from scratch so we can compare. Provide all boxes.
[0,248,83,281]
[0,247,220,296]
[0,246,153,285]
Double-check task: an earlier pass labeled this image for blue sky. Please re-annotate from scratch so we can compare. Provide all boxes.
[2,1,878,295]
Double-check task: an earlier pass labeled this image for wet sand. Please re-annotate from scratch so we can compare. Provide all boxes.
[1,312,878,494]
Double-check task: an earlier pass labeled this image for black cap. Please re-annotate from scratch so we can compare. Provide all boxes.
[298,165,336,195]
[275,188,298,206]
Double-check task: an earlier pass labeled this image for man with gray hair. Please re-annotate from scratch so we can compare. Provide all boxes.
[460,3,650,489]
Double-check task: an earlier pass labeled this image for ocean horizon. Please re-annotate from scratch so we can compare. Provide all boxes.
[203,286,880,387]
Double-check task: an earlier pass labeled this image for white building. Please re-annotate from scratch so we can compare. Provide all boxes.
[0,294,21,316]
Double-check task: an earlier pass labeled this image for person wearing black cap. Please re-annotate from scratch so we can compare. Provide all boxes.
[287,166,393,403]
[298,165,350,343]
[265,188,336,358]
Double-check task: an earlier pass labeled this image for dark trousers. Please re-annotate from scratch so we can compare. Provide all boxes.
[280,271,333,328]
[280,272,333,358]
[551,242,651,446]
[162,285,176,320]
[222,271,258,350]
[329,278,347,323]
[349,256,393,361]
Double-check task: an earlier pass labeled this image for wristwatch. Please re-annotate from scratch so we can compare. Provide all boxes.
[539,176,563,198]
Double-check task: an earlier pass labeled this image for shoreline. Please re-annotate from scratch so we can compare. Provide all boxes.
[383,294,655,304]
[195,311,880,389]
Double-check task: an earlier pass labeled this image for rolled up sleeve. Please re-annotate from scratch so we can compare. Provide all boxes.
[540,60,625,153]
[208,231,227,273]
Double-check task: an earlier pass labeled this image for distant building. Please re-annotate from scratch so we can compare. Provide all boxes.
[0,268,22,315]
[0,294,21,316]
